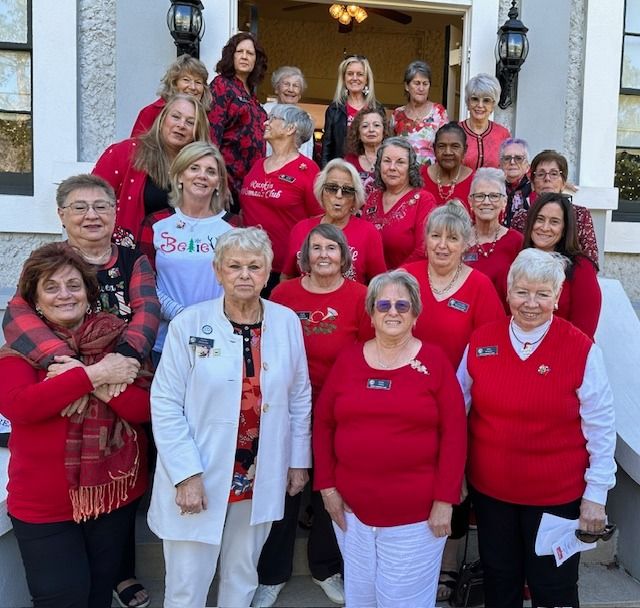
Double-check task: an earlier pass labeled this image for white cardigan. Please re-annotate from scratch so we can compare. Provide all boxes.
[147,296,312,545]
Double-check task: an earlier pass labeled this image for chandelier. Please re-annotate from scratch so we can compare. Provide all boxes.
[329,4,368,26]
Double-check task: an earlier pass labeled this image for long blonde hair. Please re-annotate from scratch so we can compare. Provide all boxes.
[332,56,377,106]
[134,94,211,190]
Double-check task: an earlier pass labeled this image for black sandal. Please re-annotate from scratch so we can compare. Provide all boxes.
[437,570,458,602]
[112,583,150,608]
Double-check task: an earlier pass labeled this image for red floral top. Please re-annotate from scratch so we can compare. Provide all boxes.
[391,103,449,166]
[209,75,267,208]
[229,322,262,502]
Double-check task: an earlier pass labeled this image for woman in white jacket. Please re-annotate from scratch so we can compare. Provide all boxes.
[148,227,312,608]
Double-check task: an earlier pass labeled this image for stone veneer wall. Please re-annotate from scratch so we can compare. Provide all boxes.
[78,0,117,162]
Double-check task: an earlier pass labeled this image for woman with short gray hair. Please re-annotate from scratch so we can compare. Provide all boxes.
[240,104,322,296]
[460,73,511,170]
[464,167,523,309]
[149,226,312,608]
[457,247,616,607]
[391,60,449,166]
[264,67,313,158]
[363,137,437,269]
[314,268,467,607]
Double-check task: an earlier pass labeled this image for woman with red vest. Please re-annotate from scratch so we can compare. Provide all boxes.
[458,248,616,607]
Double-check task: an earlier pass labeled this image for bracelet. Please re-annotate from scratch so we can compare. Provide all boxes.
[321,488,337,497]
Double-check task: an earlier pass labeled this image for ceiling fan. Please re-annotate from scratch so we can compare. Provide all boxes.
[282,2,412,33]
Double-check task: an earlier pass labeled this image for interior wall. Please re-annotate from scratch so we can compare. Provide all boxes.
[257,17,448,110]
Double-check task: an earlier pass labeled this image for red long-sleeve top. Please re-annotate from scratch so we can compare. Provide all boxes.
[313,342,467,527]
[0,360,150,523]
[402,262,506,368]
[556,254,601,340]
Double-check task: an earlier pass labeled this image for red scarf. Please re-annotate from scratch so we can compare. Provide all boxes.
[54,313,140,522]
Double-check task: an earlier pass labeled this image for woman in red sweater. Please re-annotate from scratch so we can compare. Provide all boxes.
[314,270,467,607]
[458,248,616,607]
[464,167,523,311]
[522,192,601,339]
[254,224,372,607]
[0,243,150,608]
[281,158,386,284]
[362,137,437,269]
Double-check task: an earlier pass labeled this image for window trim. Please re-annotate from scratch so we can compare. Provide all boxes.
[0,0,33,196]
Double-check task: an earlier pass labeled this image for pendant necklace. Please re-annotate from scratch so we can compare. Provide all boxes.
[509,319,551,356]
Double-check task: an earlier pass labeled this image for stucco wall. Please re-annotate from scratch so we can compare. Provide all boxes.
[604,253,640,304]
[78,0,117,162]
[0,233,60,290]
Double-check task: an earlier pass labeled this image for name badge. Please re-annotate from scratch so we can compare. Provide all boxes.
[367,378,392,390]
[189,336,215,358]
[448,298,470,313]
[476,346,498,357]
[278,174,296,183]
[463,252,479,263]
[296,311,311,320]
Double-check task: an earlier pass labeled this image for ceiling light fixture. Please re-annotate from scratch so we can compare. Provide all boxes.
[329,4,368,25]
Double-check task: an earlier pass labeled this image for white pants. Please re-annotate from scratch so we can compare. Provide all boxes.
[333,511,446,608]
[163,500,272,608]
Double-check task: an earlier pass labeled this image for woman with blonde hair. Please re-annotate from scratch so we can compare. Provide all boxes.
[321,55,384,166]
[137,141,234,363]
[94,94,211,247]
[131,54,212,137]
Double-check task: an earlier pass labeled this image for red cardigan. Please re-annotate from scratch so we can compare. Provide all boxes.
[0,360,150,523]
[314,342,466,527]
[467,317,591,505]
[130,98,165,137]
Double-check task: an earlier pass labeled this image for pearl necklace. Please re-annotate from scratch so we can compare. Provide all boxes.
[474,226,501,258]
[428,263,462,295]
[435,165,462,201]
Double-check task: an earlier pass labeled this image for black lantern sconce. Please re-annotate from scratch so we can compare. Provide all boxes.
[495,0,529,109]
[167,0,205,58]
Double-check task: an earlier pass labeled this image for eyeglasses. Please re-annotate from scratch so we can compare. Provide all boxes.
[323,183,356,198]
[375,299,411,313]
[575,523,616,544]
[532,170,563,180]
[469,96,495,106]
[62,200,115,215]
[469,192,505,203]
[502,155,526,164]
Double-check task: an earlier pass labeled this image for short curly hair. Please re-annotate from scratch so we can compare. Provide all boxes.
[157,54,213,111]
[215,32,268,94]
[18,242,100,311]
[345,105,389,156]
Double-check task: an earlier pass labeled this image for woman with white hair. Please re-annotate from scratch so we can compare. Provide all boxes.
[460,73,511,170]
[321,55,384,166]
[264,66,313,159]
[148,227,312,608]
[465,167,523,309]
[282,158,386,284]
[457,248,616,607]
[241,104,322,296]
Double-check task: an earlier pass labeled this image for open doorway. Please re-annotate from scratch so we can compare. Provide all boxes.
[237,0,464,128]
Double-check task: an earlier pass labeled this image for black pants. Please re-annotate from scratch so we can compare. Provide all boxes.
[10,500,138,608]
[470,486,581,608]
[257,489,342,584]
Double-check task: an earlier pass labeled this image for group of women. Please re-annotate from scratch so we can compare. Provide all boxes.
[0,30,616,608]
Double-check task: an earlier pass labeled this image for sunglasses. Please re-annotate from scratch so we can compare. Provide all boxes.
[375,299,411,314]
[574,523,616,544]
[323,183,357,197]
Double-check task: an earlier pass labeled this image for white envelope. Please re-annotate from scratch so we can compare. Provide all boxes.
[535,512,596,566]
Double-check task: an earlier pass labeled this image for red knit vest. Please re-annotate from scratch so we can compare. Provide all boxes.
[467,317,591,505]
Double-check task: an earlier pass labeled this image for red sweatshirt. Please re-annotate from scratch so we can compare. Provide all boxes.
[402,263,506,368]
[0,359,150,523]
[314,342,467,527]
[467,317,591,505]
[271,278,373,399]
